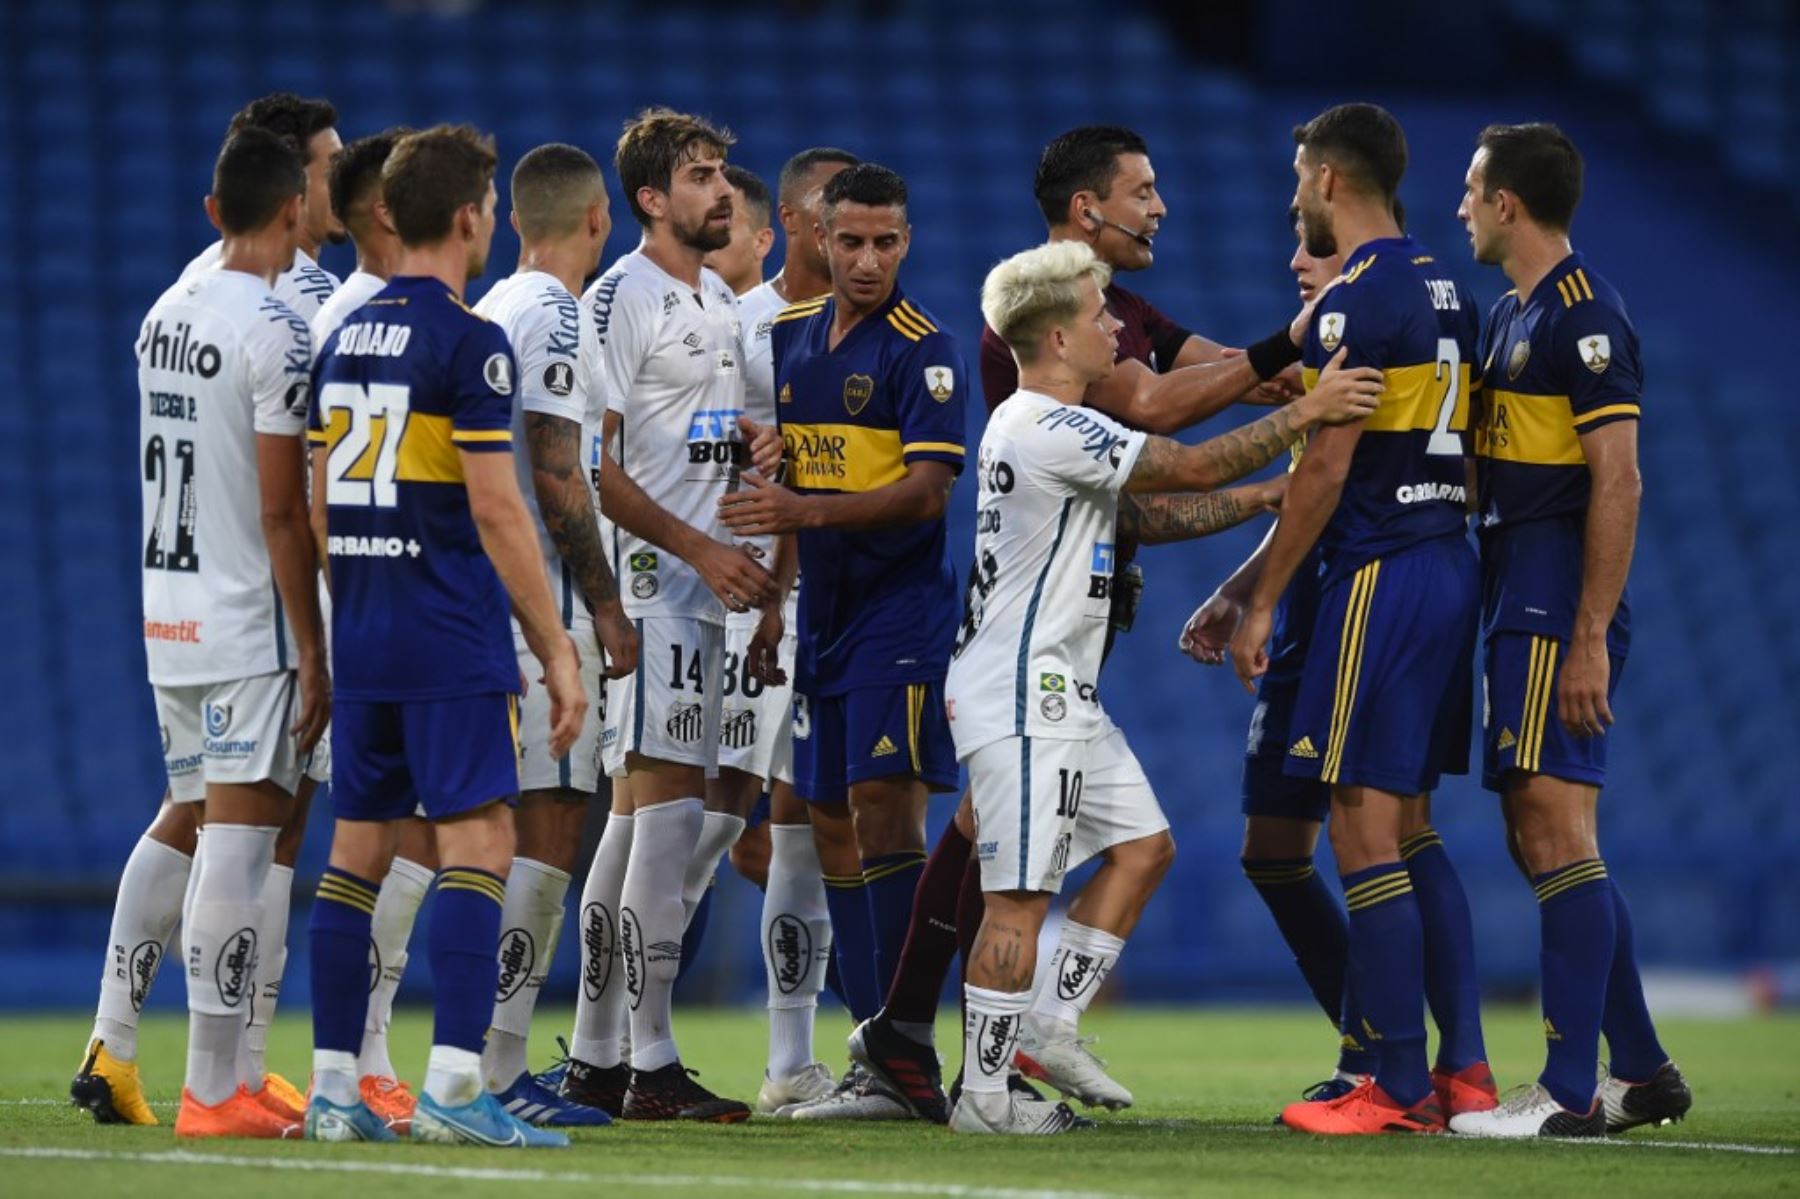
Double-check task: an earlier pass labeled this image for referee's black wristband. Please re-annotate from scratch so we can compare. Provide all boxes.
[1245,326,1303,381]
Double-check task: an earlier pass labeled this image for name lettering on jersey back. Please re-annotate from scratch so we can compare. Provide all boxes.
[1033,406,1127,466]
[1426,279,1462,312]
[138,320,221,379]
[148,391,196,422]
[334,320,415,359]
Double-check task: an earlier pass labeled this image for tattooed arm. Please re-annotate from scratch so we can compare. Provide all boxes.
[1117,477,1284,546]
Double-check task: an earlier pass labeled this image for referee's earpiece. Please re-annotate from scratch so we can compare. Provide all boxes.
[1083,209,1104,231]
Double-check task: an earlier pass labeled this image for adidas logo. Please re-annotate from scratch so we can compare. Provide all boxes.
[1497,727,1517,750]
[872,735,899,757]
[1288,736,1319,760]
[1543,1017,1562,1042]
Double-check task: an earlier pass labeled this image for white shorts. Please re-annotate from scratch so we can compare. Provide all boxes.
[601,616,724,778]
[516,628,605,794]
[967,722,1168,894]
[718,613,798,786]
[304,726,331,785]
[154,671,304,803]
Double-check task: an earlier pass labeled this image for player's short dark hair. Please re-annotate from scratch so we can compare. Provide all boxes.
[329,127,411,230]
[382,124,498,247]
[1476,122,1583,232]
[211,126,306,235]
[722,164,771,230]
[1293,103,1407,201]
[776,147,860,206]
[511,143,604,241]
[821,163,907,222]
[614,107,735,227]
[227,91,338,161]
[1034,125,1150,226]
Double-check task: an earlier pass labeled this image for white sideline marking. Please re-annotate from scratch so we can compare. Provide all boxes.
[0,1147,1132,1198]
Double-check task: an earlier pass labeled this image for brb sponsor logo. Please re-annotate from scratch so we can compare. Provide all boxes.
[686,409,746,474]
[619,906,645,1010]
[767,914,812,996]
[1088,542,1115,600]
[214,927,258,1008]
[496,928,536,1001]
[580,902,615,1002]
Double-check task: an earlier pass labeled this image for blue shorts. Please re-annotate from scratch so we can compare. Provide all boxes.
[1242,676,1330,822]
[332,693,520,822]
[1482,632,1625,791]
[793,680,959,806]
[1285,535,1477,796]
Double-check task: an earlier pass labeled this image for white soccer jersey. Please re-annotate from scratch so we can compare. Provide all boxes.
[732,278,792,591]
[585,248,746,624]
[477,270,599,631]
[180,242,341,320]
[945,390,1147,755]
[308,268,385,353]
[138,268,314,685]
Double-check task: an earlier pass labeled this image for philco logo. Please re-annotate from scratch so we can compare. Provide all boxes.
[1056,951,1105,1003]
[973,1012,1014,1076]
[214,927,258,1008]
[129,940,162,1011]
[581,902,615,1002]
[842,373,875,416]
[619,907,645,1010]
[768,914,811,996]
[139,319,222,378]
[495,928,535,1001]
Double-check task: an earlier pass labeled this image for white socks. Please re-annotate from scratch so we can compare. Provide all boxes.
[312,1048,358,1107]
[424,1044,483,1107]
[92,834,192,1062]
[242,862,293,1082]
[483,856,571,1090]
[962,984,1030,1097]
[1031,920,1124,1028]
[183,823,276,1105]
[569,813,633,1067]
[763,823,832,1078]
[621,798,703,1073]
[359,855,432,1081]
[683,811,746,929]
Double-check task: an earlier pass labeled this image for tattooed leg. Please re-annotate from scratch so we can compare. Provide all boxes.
[967,891,1052,993]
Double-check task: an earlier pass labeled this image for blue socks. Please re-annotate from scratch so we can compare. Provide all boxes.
[1602,878,1669,1080]
[1242,856,1375,1075]
[1534,858,1615,1111]
[309,866,380,1055]
[430,867,506,1054]
[862,851,927,998]
[1401,828,1487,1072]
[1342,861,1430,1107]
[823,869,881,1022]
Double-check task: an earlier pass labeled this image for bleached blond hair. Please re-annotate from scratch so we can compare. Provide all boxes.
[980,240,1113,364]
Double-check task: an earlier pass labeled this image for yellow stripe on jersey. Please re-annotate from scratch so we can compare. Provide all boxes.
[1323,559,1380,784]
[907,683,924,774]
[307,429,328,444]
[1521,635,1560,773]
[1556,278,1574,308]
[1570,402,1641,428]
[902,441,965,457]
[1478,390,1585,466]
[1357,361,1473,435]
[1340,255,1377,287]
[773,299,828,324]
[783,422,908,493]
[897,301,939,333]
[450,428,512,443]
[890,305,934,338]
[886,311,925,342]
[316,410,469,483]
[1574,269,1595,302]
[508,694,521,764]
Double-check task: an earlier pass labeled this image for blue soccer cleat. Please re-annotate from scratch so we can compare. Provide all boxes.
[493,1070,612,1127]
[305,1094,398,1142]
[411,1089,570,1147]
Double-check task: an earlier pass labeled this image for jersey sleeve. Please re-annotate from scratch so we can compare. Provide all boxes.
[248,305,313,437]
[1305,278,1388,373]
[1133,294,1195,373]
[589,277,656,419]
[514,300,587,426]
[1027,405,1147,496]
[1553,301,1642,432]
[896,329,969,474]
[978,324,1020,414]
[448,321,518,452]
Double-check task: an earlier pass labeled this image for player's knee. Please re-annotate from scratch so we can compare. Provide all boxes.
[147,798,200,855]
[1111,830,1176,884]
[953,789,976,837]
[1241,816,1320,860]
[729,830,771,890]
[1327,814,1398,873]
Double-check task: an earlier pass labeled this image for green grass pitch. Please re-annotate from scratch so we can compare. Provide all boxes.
[3,1006,1795,1197]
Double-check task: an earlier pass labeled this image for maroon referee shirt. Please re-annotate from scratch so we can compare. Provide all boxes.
[978,281,1194,419]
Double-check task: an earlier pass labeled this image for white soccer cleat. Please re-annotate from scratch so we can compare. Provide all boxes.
[778,1065,914,1121]
[949,1087,1083,1136]
[1014,1016,1133,1111]
[1598,1061,1692,1132]
[1448,1082,1604,1138]
[756,1061,836,1115]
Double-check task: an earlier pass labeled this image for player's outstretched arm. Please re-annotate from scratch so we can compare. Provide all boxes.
[1561,418,1640,737]
[464,448,586,758]
[524,410,637,679]
[1118,477,1284,546]
[259,432,329,752]
[1179,520,1278,665]
[717,460,957,536]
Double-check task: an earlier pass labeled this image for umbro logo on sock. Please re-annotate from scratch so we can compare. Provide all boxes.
[872,735,899,757]
[1497,727,1517,750]
[1288,736,1319,759]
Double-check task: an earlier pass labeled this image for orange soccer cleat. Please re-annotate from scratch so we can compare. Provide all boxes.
[1280,1079,1446,1135]
[174,1085,302,1139]
[360,1074,418,1134]
[252,1072,308,1121]
[1432,1060,1499,1116]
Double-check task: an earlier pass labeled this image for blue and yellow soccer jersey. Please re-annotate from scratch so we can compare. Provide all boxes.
[308,275,520,701]
[770,285,967,695]
[1474,253,1640,653]
[1302,236,1480,584]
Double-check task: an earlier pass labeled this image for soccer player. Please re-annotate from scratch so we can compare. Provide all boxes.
[303,125,583,1148]
[719,162,968,1122]
[313,128,411,342]
[1448,123,1689,1137]
[852,125,1322,1121]
[472,142,636,1127]
[556,108,768,1124]
[1228,103,1488,1135]
[951,239,1377,1135]
[130,127,328,1138]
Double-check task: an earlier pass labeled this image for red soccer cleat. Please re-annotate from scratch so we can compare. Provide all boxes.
[1280,1079,1447,1135]
[1432,1060,1499,1116]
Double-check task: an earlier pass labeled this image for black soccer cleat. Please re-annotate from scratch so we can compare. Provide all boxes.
[621,1062,751,1123]
[1601,1060,1693,1132]
[850,1016,949,1125]
[557,1053,631,1118]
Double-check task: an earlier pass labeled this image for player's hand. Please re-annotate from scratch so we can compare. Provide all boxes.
[1301,347,1383,426]
[747,603,787,687]
[1179,590,1245,666]
[1229,605,1274,694]
[739,415,785,481]
[291,649,331,753]
[595,601,639,681]
[1251,362,1305,405]
[717,470,811,538]
[1249,475,1289,513]
[1557,634,1613,738]
[540,634,588,760]
[690,535,777,614]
